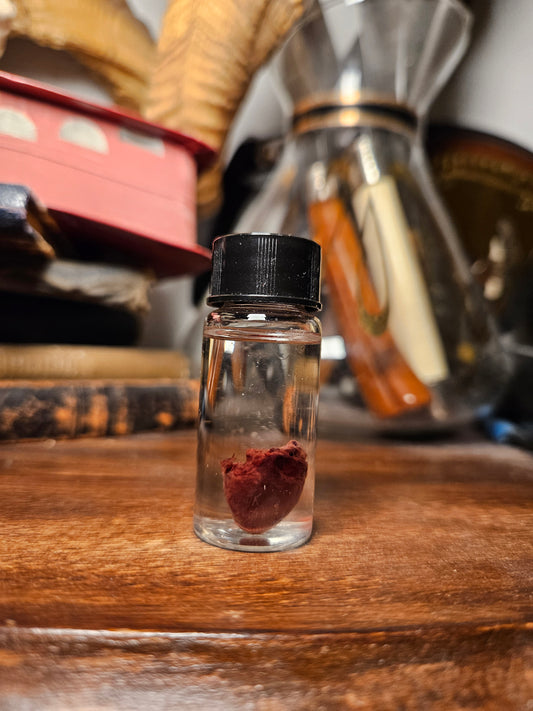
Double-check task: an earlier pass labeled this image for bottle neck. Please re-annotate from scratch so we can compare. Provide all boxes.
[211,301,318,317]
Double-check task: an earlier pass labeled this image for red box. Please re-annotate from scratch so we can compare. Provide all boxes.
[0,71,215,277]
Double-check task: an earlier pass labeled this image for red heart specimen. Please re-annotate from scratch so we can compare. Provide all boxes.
[221,440,308,534]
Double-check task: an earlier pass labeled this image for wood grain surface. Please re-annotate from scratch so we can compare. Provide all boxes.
[0,430,532,708]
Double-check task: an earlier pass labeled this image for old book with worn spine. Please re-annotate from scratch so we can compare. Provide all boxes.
[0,344,190,379]
[0,378,199,441]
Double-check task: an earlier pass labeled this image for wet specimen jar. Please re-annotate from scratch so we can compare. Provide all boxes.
[194,233,322,552]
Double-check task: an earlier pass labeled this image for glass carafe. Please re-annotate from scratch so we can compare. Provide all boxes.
[235,0,509,434]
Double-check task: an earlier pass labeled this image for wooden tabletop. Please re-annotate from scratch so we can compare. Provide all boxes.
[0,429,531,709]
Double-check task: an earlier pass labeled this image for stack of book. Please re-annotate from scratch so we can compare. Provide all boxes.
[0,71,216,441]
[0,184,200,441]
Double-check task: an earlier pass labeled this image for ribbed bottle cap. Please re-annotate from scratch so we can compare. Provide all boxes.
[208,233,321,311]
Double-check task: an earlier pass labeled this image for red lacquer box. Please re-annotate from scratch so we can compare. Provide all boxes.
[0,70,215,277]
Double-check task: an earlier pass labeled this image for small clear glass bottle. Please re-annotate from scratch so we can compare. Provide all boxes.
[194,232,322,552]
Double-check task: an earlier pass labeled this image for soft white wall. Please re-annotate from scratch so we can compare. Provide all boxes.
[126,0,168,40]
[432,0,533,152]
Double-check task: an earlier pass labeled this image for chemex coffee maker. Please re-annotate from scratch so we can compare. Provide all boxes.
[236,0,509,435]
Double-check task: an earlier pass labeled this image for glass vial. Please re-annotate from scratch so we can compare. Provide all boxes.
[194,233,322,552]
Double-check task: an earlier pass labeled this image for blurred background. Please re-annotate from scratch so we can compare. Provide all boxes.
[0,0,532,440]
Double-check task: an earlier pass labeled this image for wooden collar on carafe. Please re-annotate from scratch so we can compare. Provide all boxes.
[292,91,417,137]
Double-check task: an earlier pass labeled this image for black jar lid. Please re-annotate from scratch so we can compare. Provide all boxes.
[208,232,321,311]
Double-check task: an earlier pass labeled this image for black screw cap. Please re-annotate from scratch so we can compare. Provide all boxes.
[208,232,321,311]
